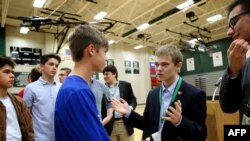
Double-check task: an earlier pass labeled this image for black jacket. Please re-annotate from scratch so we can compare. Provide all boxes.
[102,80,137,135]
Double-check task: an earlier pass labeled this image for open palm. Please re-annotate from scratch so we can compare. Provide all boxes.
[111,98,129,115]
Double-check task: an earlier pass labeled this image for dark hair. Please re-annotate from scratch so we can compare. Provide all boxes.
[60,67,72,76]
[68,25,109,62]
[103,65,118,80]
[40,53,61,65]
[228,0,250,15]
[0,56,15,69]
[30,67,41,82]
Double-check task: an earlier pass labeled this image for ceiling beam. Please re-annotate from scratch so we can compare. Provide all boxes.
[128,4,227,47]
[46,0,69,18]
[115,0,205,44]
[1,0,10,27]
[113,0,172,34]
[77,1,90,14]
[107,0,132,17]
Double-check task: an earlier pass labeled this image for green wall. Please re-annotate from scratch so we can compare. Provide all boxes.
[0,27,5,56]
[181,37,232,76]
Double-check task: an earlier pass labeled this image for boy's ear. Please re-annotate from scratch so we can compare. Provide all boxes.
[39,64,43,72]
[87,44,95,56]
[176,62,182,72]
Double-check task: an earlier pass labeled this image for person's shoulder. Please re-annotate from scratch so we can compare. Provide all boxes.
[149,86,161,93]
[92,79,103,84]
[119,80,130,85]
[9,94,26,104]
[93,79,109,90]
[55,81,62,86]
[182,80,204,95]
[25,80,40,89]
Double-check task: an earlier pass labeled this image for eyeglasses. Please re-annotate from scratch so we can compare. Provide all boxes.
[229,11,250,29]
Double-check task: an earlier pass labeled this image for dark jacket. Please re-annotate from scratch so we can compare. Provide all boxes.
[103,80,137,135]
[0,93,34,141]
[124,80,207,141]
[219,58,250,123]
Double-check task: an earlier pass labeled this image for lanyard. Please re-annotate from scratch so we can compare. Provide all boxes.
[159,77,182,124]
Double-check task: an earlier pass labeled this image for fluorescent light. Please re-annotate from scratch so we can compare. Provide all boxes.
[176,0,194,10]
[136,23,150,30]
[134,45,144,50]
[94,11,107,20]
[198,47,205,52]
[206,14,223,22]
[188,38,199,44]
[20,27,30,34]
[108,40,115,45]
[33,0,46,8]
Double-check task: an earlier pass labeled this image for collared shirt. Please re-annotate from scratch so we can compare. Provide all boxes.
[158,76,179,130]
[106,81,122,118]
[90,78,112,120]
[107,82,120,99]
[24,77,61,141]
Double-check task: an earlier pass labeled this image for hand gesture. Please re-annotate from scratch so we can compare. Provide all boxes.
[162,100,182,124]
[111,98,129,115]
[227,39,249,77]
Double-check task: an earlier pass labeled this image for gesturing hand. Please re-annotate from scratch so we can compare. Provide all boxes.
[162,100,182,124]
[111,98,129,115]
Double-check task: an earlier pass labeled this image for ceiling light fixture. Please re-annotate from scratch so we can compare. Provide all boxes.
[188,38,198,44]
[206,14,222,22]
[134,45,144,50]
[20,27,30,34]
[108,40,115,45]
[33,0,46,8]
[94,11,107,20]
[186,11,198,22]
[176,0,194,10]
[136,23,150,30]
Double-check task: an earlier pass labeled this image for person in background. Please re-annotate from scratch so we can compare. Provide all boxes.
[103,65,137,141]
[89,78,113,125]
[111,45,207,141]
[18,67,41,98]
[219,0,250,125]
[24,53,61,141]
[55,25,110,141]
[0,56,34,141]
[58,67,71,83]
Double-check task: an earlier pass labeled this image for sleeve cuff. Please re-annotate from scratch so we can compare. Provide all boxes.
[173,116,182,127]
[124,106,132,118]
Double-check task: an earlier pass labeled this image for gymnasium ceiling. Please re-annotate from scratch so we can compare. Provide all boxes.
[1,0,231,50]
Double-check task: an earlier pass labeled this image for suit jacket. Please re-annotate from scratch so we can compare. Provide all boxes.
[124,80,207,141]
[104,80,137,135]
[219,58,250,123]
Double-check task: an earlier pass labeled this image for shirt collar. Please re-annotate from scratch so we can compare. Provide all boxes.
[106,80,119,88]
[38,77,56,85]
[161,75,179,95]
